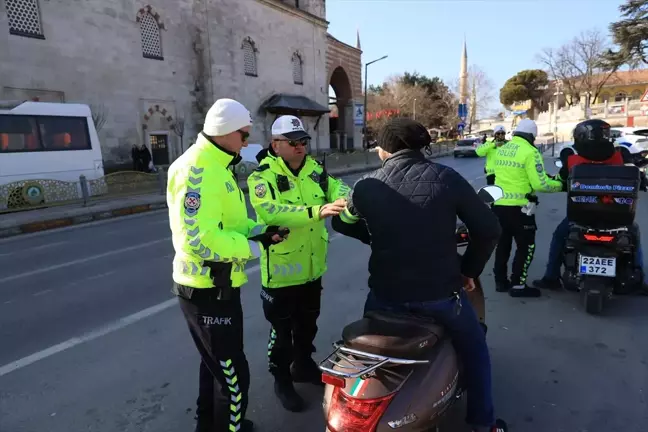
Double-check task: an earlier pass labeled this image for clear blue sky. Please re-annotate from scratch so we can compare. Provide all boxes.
[326,0,624,112]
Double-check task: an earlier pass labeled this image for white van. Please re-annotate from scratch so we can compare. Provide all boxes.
[0,101,104,184]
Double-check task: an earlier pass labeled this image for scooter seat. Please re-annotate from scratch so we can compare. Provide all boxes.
[342,311,445,360]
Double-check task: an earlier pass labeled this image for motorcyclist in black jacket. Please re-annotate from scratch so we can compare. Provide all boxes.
[533,119,648,293]
[332,118,507,432]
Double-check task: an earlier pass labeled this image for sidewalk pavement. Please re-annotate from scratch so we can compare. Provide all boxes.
[0,144,556,239]
[0,161,387,239]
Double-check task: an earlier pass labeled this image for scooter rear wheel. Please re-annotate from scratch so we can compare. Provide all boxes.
[583,291,604,314]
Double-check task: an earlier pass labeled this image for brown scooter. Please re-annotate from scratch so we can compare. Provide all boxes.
[319,185,503,432]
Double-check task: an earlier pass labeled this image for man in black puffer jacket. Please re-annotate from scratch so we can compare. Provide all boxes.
[332,118,507,432]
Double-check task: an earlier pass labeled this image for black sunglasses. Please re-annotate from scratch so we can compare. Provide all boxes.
[275,138,308,147]
[237,130,250,141]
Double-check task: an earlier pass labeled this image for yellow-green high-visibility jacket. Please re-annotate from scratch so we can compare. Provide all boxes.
[476,138,505,175]
[493,135,563,206]
[247,153,350,288]
[167,134,267,289]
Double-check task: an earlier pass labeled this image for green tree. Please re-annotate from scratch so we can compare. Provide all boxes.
[604,0,648,67]
[397,72,456,128]
[368,84,385,95]
[499,69,549,119]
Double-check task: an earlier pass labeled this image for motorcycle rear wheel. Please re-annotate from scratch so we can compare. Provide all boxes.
[583,291,604,314]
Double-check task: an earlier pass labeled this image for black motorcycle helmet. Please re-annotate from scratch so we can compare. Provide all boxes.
[572,119,615,161]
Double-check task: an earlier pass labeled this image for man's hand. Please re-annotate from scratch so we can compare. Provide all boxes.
[461,275,476,292]
[250,227,290,248]
[319,199,346,219]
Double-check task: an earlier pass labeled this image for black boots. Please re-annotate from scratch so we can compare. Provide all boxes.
[494,280,510,293]
[497,278,541,297]
[532,277,562,290]
[508,285,541,297]
[272,357,323,412]
[291,358,324,386]
[273,373,305,412]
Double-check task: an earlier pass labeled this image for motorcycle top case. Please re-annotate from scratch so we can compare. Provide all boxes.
[567,164,641,228]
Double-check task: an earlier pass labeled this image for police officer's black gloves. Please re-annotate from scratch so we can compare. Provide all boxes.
[525,194,539,204]
[249,226,290,248]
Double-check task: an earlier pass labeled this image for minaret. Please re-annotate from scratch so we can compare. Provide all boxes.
[356,28,361,50]
[459,37,468,106]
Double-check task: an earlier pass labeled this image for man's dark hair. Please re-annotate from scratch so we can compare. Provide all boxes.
[378,118,432,153]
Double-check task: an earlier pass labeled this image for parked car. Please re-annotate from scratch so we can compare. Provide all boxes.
[453,138,480,157]
[557,127,648,160]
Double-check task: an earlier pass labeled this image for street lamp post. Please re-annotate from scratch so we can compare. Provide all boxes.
[413,98,417,121]
[363,55,388,148]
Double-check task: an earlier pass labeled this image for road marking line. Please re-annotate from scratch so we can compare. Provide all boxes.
[33,289,52,297]
[0,238,348,377]
[0,238,171,284]
[0,263,260,377]
[0,240,70,257]
[0,298,179,378]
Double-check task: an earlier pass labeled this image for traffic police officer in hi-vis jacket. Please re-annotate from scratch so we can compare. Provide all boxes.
[476,125,507,185]
[492,119,563,298]
[167,98,287,432]
[247,115,350,412]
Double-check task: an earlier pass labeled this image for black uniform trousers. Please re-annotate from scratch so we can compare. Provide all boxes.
[261,278,323,376]
[178,286,250,432]
[492,206,537,287]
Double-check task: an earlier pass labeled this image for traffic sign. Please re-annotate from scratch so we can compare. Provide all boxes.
[458,103,468,118]
[640,88,648,103]
[457,122,465,133]
[459,115,467,122]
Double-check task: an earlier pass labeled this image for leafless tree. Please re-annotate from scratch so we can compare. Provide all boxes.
[537,29,619,107]
[367,75,457,132]
[467,65,495,130]
[172,117,186,152]
[90,103,108,132]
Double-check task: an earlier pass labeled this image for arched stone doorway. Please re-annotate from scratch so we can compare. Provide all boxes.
[329,66,354,151]
[141,101,176,166]
[326,33,362,152]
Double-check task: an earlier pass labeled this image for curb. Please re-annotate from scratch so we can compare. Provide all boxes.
[0,153,451,239]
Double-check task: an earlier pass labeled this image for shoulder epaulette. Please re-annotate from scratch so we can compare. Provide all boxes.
[255,164,270,172]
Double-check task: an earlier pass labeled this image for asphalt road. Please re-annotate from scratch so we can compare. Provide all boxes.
[1,155,647,432]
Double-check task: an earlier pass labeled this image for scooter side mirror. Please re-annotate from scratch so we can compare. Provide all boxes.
[554,159,563,168]
[477,185,504,204]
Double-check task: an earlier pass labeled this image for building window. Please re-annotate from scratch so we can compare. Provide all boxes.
[614,92,627,102]
[139,11,163,60]
[5,0,44,39]
[292,52,303,85]
[630,90,642,100]
[0,115,91,153]
[242,37,258,77]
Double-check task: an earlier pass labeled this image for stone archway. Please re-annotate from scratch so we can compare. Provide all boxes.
[141,102,176,166]
[328,66,353,150]
[326,33,362,151]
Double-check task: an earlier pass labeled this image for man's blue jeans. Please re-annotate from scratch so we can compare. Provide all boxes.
[364,290,495,427]
[544,217,646,281]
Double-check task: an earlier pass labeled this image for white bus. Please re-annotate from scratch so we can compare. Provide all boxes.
[0,101,104,185]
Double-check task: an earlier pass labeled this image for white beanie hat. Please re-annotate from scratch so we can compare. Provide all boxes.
[203,98,252,137]
[515,119,538,138]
